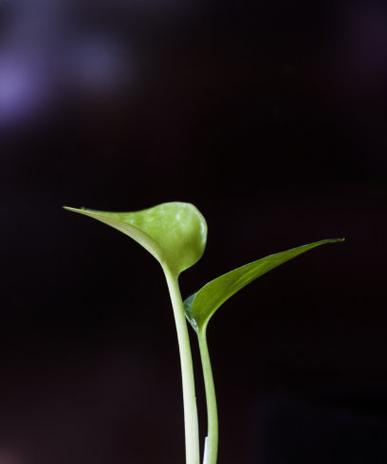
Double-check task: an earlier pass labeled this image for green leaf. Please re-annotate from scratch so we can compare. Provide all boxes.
[184,238,344,332]
[64,202,207,275]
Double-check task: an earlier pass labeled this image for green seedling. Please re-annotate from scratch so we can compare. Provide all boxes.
[64,202,344,464]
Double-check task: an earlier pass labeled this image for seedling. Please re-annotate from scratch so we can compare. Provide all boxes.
[64,202,344,464]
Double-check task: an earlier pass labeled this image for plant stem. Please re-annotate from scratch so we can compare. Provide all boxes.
[198,326,218,464]
[164,267,200,464]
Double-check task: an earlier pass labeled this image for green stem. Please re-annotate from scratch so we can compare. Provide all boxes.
[198,326,218,464]
[164,267,200,464]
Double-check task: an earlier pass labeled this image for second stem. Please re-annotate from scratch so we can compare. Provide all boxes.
[198,326,218,464]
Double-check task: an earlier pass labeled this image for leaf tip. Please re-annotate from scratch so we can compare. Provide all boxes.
[330,237,346,244]
[63,206,88,214]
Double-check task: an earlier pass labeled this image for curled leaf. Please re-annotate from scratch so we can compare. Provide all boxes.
[64,202,207,275]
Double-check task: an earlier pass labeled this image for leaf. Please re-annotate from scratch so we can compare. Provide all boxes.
[64,202,207,275]
[184,238,344,332]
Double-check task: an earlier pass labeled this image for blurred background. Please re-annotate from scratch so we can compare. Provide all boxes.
[1,0,387,462]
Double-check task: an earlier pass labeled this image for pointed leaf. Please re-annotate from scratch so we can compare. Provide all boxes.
[184,238,344,332]
[64,202,207,275]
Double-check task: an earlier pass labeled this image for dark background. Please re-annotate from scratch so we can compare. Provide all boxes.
[0,1,387,463]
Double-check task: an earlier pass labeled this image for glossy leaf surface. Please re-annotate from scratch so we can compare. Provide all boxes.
[184,238,344,332]
[64,202,207,275]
